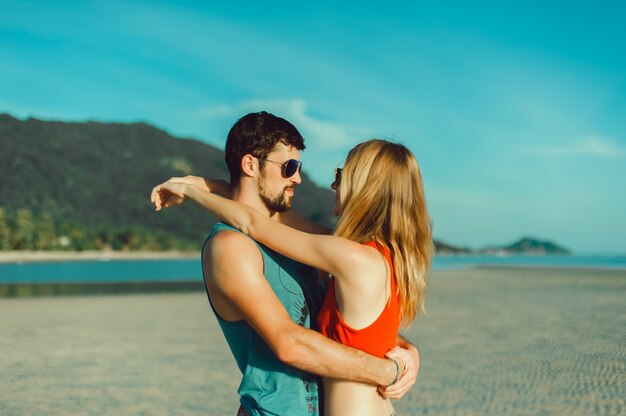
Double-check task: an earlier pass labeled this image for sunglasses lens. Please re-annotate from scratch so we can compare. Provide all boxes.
[335,168,342,183]
[284,159,301,177]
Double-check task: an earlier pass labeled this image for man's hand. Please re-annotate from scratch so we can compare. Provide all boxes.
[378,344,420,399]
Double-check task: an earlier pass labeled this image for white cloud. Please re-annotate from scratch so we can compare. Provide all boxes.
[195,98,369,150]
[195,104,232,119]
[527,136,625,158]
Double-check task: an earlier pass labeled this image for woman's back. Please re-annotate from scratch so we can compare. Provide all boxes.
[317,242,399,357]
[318,242,400,416]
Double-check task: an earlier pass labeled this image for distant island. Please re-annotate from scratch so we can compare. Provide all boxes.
[0,113,571,257]
[435,237,571,256]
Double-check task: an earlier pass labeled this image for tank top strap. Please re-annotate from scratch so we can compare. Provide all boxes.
[206,222,262,250]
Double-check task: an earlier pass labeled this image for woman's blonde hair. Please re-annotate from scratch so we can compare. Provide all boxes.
[334,139,433,326]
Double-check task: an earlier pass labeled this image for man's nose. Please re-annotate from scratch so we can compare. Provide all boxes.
[291,170,302,184]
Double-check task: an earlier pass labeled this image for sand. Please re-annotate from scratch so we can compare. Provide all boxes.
[1,267,625,415]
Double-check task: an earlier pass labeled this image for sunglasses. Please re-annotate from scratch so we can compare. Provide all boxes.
[262,158,303,178]
[334,167,343,184]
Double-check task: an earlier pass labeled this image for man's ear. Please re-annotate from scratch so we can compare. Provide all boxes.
[240,154,257,178]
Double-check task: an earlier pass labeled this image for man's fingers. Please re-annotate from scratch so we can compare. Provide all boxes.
[380,345,419,399]
[380,375,414,398]
[380,373,413,398]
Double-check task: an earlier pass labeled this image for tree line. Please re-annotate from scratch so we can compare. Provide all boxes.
[0,207,197,251]
[1,114,336,253]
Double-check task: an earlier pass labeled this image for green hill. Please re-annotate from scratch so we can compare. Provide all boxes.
[480,237,571,255]
[434,240,472,254]
[0,113,572,255]
[0,114,336,251]
[501,237,570,255]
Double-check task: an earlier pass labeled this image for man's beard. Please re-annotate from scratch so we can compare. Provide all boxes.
[260,189,292,212]
[261,193,291,212]
[259,174,294,212]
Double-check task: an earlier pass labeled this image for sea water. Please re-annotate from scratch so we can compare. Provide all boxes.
[1,255,625,284]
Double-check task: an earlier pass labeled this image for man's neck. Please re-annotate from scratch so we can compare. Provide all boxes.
[231,185,277,220]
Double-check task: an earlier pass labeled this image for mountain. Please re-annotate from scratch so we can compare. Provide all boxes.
[435,237,571,255]
[0,113,572,255]
[0,114,335,250]
[434,240,472,254]
[481,237,571,255]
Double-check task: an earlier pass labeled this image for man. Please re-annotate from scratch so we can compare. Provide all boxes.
[152,112,419,415]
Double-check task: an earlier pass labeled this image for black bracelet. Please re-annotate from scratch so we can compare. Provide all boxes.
[386,357,401,387]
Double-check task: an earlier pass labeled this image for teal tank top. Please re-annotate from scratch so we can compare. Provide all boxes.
[202,222,323,416]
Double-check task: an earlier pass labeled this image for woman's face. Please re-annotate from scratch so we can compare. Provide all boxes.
[330,167,342,216]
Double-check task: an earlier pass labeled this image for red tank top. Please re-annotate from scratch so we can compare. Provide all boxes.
[317,242,400,358]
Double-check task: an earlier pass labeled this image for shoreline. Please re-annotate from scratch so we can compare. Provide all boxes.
[2,267,623,299]
[0,280,205,298]
[0,250,200,264]
[1,250,624,269]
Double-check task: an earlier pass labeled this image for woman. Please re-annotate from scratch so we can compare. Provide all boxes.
[153,139,432,416]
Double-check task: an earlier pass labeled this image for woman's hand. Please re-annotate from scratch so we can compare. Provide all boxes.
[150,176,231,211]
[173,175,231,196]
[172,175,211,192]
[151,180,190,211]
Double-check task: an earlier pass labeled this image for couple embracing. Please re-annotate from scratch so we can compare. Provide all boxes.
[151,111,433,416]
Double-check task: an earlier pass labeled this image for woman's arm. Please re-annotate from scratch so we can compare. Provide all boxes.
[276,210,332,235]
[152,180,374,281]
[151,176,230,210]
[152,176,331,234]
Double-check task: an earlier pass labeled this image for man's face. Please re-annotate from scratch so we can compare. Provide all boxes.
[258,143,302,212]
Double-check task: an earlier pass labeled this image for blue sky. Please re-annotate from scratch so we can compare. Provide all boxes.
[1,1,625,253]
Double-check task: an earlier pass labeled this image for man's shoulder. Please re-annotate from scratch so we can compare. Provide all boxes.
[207,221,238,236]
[204,227,259,257]
[202,228,265,292]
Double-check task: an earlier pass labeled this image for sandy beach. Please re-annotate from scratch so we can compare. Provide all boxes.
[1,266,624,415]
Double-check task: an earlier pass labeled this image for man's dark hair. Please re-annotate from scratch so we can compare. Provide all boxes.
[225,111,305,186]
